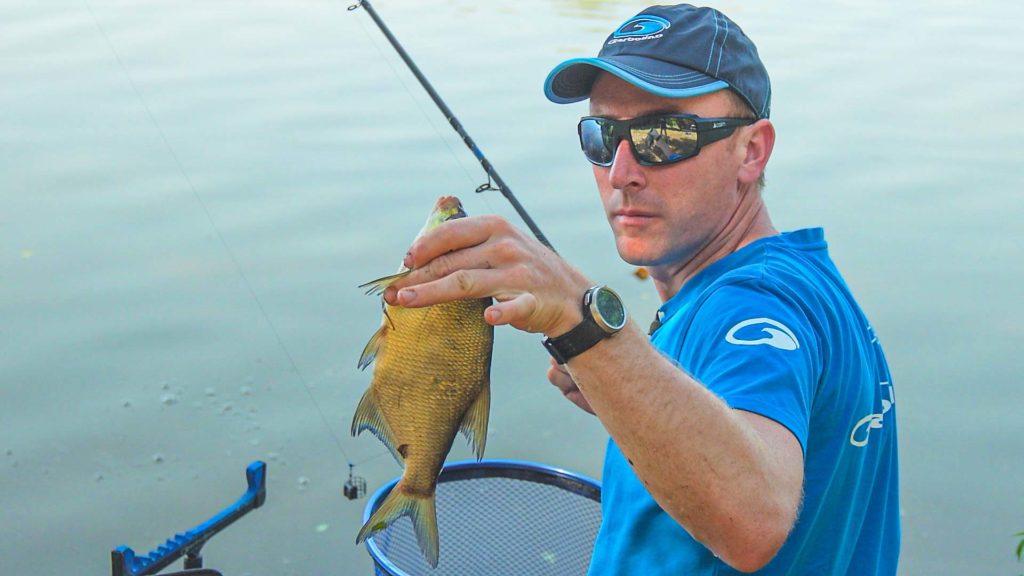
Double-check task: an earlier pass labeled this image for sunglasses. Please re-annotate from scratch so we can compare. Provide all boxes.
[577,113,756,167]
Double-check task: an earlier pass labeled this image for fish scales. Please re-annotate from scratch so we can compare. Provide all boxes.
[372,298,492,472]
[351,196,493,568]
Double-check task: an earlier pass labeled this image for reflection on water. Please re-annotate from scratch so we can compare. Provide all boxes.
[552,0,647,18]
[550,0,654,38]
[2,0,1023,575]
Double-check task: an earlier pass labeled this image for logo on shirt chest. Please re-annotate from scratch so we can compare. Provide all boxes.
[724,318,800,351]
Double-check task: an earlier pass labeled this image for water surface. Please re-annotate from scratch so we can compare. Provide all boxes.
[2,0,1022,574]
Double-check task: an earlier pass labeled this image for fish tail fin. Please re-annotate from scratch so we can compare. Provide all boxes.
[356,484,439,568]
[358,270,411,296]
[357,323,389,371]
[459,379,490,461]
[350,387,403,465]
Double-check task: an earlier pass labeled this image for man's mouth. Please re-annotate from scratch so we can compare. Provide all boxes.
[612,209,657,226]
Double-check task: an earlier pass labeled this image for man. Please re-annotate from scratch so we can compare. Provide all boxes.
[383,4,899,574]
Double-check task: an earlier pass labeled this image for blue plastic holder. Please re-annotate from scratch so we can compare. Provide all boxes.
[111,460,267,576]
[363,459,602,576]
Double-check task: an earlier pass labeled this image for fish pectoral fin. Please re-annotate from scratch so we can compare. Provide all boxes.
[357,323,389,371]
[356,483,439,568]
[359,270,412,296]
[459,380,490,461]
[350,387,404,465]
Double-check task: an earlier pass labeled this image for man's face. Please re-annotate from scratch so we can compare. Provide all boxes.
[588,73,748,268]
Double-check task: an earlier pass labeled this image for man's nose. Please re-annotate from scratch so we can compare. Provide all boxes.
[608,137,646,191]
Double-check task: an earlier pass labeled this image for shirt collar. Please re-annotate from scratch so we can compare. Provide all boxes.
[650,228,825,335]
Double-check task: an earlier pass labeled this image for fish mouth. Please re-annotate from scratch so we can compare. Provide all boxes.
[436,195,467,221]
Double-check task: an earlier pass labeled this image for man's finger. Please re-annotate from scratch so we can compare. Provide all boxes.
[547,361,595,415]
[405,215,504,270]
[547,360,576,392]
[483,292,540,331]
[395,268,508,308]
[383,245,489,303]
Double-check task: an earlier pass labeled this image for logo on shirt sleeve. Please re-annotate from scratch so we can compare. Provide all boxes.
[849,325,896,447]
[725,318,800,351]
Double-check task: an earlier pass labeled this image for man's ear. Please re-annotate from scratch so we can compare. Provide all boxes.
[737,119,775,186]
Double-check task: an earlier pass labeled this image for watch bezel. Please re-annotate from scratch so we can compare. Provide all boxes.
[585,285,628,334]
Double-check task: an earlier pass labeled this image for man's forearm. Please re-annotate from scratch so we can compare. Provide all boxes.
[565,321,803,571]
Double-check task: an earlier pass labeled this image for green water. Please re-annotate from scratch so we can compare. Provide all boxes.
[2,0,1022,573]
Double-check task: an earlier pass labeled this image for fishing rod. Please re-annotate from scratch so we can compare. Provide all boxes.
[348,0,555,252]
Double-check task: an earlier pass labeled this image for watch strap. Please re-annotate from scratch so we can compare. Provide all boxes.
[542,317,609,365]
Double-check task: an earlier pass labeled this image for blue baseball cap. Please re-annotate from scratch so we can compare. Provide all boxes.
[544,4,771,118]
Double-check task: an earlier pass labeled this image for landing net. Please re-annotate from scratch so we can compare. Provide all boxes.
[362,460,602,576]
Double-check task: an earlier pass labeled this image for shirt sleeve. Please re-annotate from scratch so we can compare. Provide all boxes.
[681,279,821,454]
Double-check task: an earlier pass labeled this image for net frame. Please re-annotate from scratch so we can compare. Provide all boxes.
[362,459,602,576]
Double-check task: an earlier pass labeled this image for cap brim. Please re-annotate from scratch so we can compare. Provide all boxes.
[544,55,730,104]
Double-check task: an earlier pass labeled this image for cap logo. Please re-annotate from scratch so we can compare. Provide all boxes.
[609,15,670,44]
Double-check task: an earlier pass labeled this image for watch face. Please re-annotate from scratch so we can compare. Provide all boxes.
[593,286,627,331]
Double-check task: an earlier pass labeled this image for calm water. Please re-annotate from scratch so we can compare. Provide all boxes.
[2,0,1022,574]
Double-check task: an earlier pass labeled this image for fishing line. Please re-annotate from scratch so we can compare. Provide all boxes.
[349,0,555,251]
[83,0,386,475]
[345,0,503,220]
[347,0,567,426]
[347,4,484,194]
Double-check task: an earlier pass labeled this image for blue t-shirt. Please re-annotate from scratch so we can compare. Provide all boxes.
[589,228,899,575]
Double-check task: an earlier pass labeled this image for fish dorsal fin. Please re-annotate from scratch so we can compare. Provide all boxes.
[359,270,412,296]
[350,387,404,465]
[459,379,490,461]
[357,323,389,371]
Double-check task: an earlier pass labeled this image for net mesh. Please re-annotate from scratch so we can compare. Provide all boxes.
[364,461,602,576]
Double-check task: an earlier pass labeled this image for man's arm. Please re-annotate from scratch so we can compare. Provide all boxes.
[565,321,803,572]
[383,214,804,572]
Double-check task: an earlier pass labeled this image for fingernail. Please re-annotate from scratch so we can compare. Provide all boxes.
[397,288,416,305]
[382,286,397,305]
[486,308,502,324]
[403,251,413,269]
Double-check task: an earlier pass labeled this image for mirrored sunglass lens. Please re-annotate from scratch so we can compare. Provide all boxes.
[631,117,698,164]
[580,120,613,165]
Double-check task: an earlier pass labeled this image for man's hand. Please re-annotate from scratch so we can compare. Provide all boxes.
[547,358,595,415]
[381,214,591,338]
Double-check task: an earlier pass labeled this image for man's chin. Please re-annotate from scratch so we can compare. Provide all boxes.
[615,239,662,267]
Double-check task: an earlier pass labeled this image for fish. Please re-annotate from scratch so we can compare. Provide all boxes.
[351,195,493,568]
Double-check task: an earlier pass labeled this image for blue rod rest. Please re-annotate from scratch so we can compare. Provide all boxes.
[111,460,267,576]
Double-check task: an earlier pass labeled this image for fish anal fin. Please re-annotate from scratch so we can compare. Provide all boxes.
[357,323,389,371]
[459,381,490,461]
[350,387,403,465]
[359,270,412,296]
[356,483,439,568]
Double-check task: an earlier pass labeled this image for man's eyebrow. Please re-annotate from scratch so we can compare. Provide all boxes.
[645,108,686,116]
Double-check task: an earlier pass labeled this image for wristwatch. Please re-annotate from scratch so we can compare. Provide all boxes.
[543,285,628,364]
